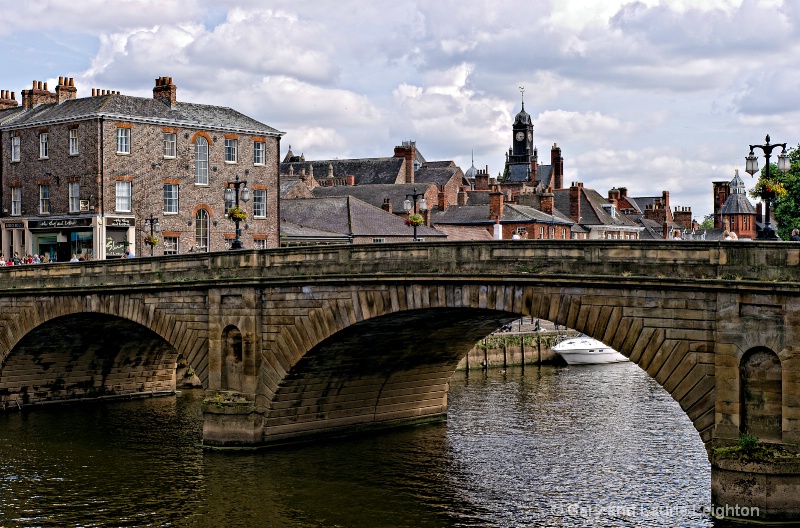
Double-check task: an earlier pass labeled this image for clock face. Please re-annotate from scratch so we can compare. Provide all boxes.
[527,132,532,142]
[516,131,525,142]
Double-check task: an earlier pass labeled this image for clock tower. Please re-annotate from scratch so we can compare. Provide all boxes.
[502,87,536,182]
[510,92,533,161]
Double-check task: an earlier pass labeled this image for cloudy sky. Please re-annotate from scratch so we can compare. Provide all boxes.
[1,0,797,218]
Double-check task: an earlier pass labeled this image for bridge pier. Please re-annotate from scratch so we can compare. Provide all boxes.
[711,455,800,521]
[202,390,261,447]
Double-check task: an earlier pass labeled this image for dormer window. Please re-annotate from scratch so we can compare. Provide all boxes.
[601,203,618,218]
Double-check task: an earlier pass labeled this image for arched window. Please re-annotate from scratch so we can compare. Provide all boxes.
[741,347,782,441]
[195,209,209,251]
[195,137,209,185]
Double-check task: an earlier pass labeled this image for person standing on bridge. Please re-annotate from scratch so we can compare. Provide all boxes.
[791,228,800,241]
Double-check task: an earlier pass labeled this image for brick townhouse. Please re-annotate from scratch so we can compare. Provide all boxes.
[0,76,283,260]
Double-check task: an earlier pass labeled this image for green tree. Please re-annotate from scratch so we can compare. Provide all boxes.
[749,145,800,240]
[698,215,714,230]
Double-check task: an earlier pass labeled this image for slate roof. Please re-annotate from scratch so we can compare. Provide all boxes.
[633,217,665,239]
[310,183,436,211]
[414,166,461,188]
[280,196,445,238]
[280,220,351,240]
[506,163,532,182]
[430,203,572,226]
[0,94,283,135]
[0,106,25,125]
[435,225,494,241]
[281,157,405,185]
[537,165,553,188]
[719,193,757,215]
[553,187,639,228]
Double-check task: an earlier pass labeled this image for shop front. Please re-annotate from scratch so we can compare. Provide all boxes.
[28,217,95,262]
[104,217,135,258]
[2,221,25,260]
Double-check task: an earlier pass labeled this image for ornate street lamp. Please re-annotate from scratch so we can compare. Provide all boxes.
[143,213,161,256]
[745,134,791,240]
[403,187,428,242]
[224,174,250,250]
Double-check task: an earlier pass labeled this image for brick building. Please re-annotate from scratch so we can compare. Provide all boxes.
[0,76,283,260]
[713,169,757,239]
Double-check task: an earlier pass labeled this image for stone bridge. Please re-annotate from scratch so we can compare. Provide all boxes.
[1,240,800,521]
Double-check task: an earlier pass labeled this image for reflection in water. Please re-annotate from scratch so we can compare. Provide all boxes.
[0,363,715,527]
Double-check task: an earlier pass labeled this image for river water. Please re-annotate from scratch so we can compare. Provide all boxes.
[0,362,722,527]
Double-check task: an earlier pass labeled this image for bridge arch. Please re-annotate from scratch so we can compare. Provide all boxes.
[0,293,208,408]
[262,282,715,447]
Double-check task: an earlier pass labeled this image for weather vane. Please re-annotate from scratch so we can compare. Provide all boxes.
[519,86,525,107]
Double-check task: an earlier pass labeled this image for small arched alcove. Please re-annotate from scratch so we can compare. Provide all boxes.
[740,347,782,442]
[221,325,244,392]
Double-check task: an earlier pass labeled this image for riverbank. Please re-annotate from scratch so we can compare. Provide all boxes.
[456,319,578,370]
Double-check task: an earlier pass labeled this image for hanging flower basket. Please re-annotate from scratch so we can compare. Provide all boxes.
[749,179,787,201]
[405,213,424,227]
[144,235,159,246]
[227,205,247,222]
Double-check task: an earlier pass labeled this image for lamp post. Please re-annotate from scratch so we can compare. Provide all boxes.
[403,187,428,242]
[224,174,250,250]
[745,134,791,240]
[143,213,161,256]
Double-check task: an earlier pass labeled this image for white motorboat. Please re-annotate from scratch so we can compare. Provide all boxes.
[551,335,628,365]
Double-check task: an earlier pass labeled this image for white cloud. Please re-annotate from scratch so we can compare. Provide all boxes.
[4,0,800,221]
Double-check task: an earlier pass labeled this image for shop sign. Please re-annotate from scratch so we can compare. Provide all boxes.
[4,222,24,229]
[105,229,131,257]
[106,217,135,227]
[28,218,92,229]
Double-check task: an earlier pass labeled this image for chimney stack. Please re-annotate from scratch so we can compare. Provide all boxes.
[489,185,504,220]
[569,182,582,222]
[551,143,564,190]
[0,90,18,110]
[21,79,57,109]
[438,185,448,211]
[382,198,392,214]
[153,76,177,108]
[540,192,554,215]
[673,206,693,231]
[56,76,77,104]
[475,169,489,191]
[393,142,415,184]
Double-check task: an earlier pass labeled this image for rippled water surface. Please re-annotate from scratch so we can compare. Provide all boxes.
[0,363,719,527]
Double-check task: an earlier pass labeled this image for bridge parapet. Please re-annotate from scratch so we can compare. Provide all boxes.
[0,240,799,293]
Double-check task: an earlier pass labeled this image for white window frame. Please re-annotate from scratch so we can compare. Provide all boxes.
[253,189,266,218]
[252,239,267,249]
[164,236,179,255]
[195,209,209,251]
[11,136,20,162]
[225,138,238,163]
[39,133,49,159]
[195,137,209,185]
[163,183,179,214]
[11,187,21,216]
[69,182,80,213]
[39,184,50,214]
[115,181,132,212]
[163,132,176,158]
[69,128,79,155]
[116,128,130,154]
[372,238,386,243]
[253,141,265,165]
